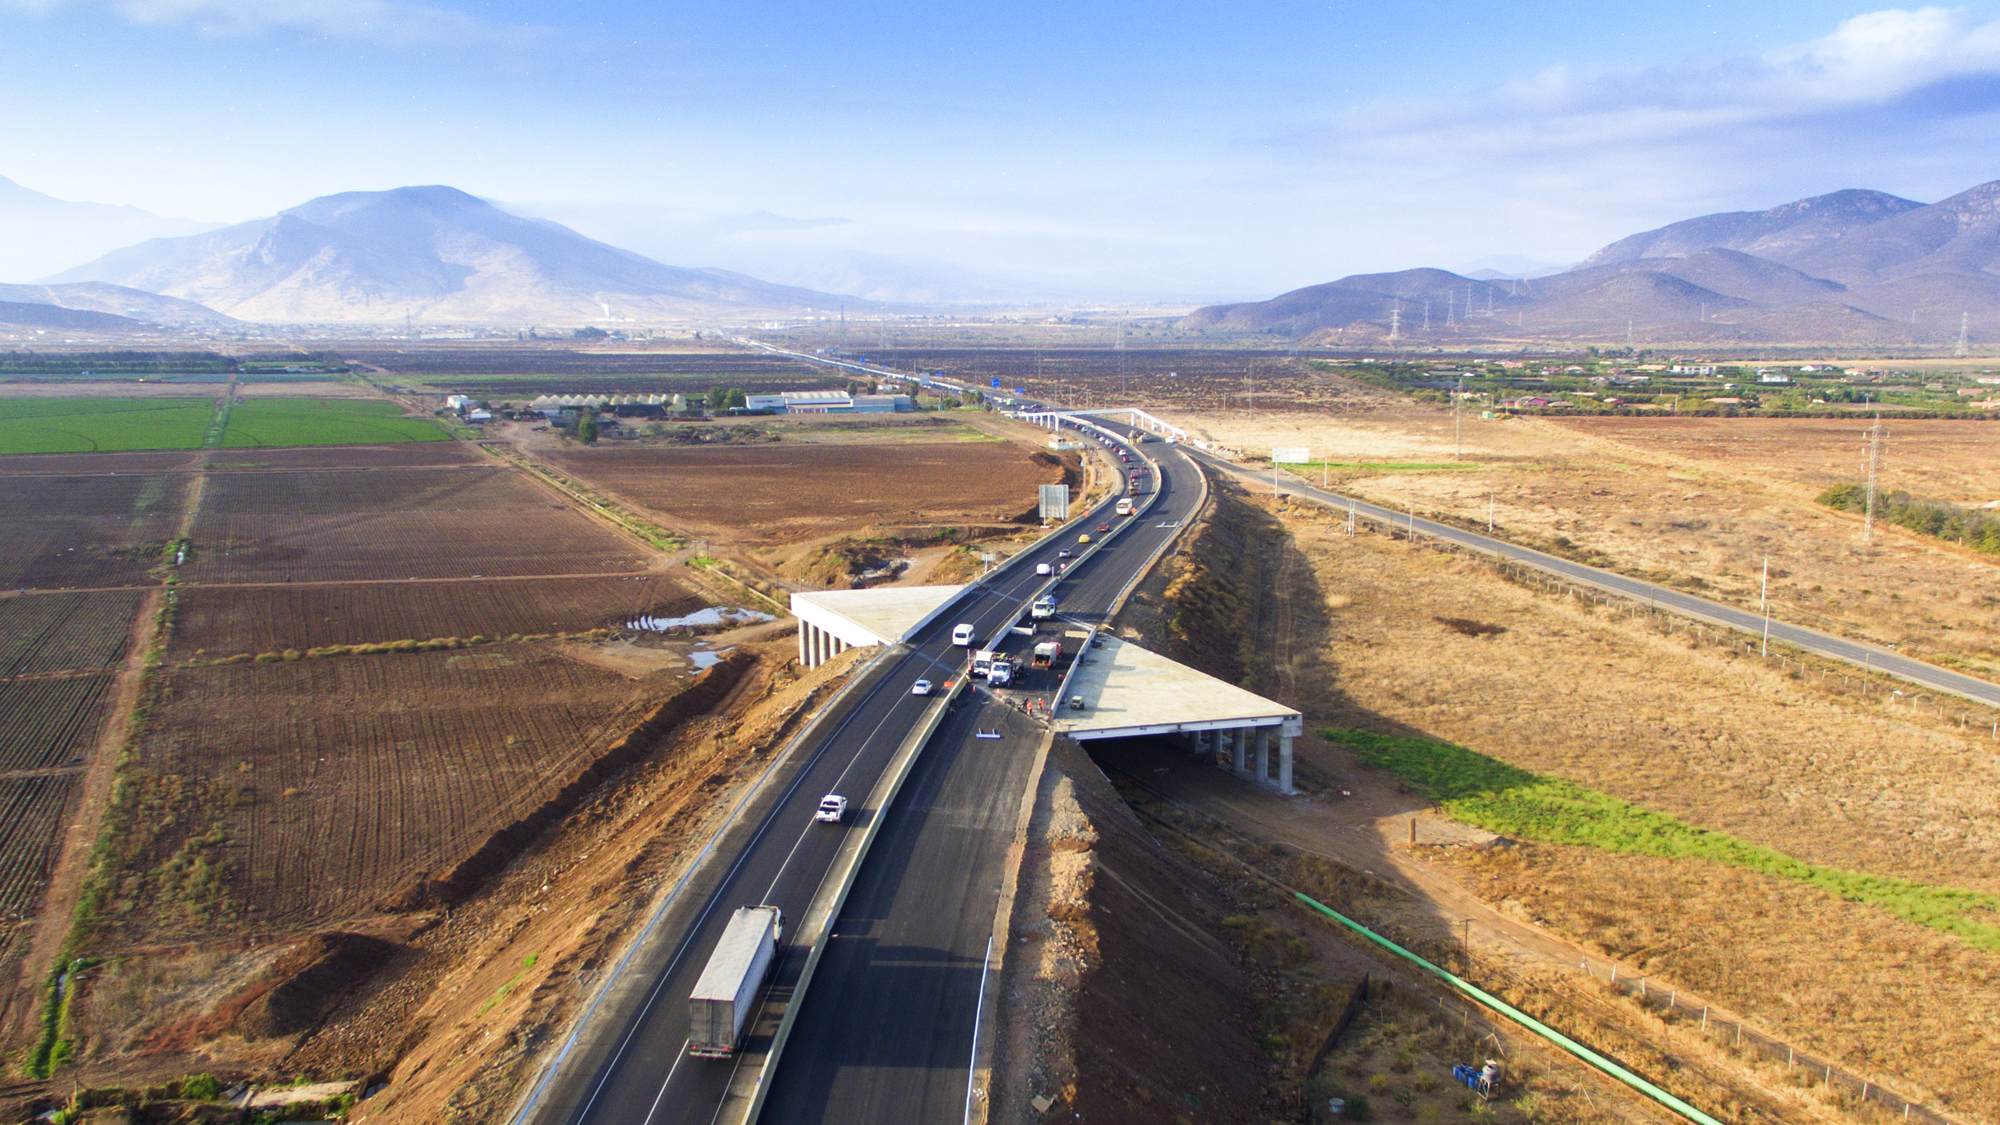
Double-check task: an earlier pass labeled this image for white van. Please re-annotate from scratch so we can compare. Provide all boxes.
[952,623,976,646]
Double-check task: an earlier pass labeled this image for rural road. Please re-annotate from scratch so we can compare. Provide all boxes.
[524,423,1194,1125]
[760,423,1205,1123]
[1190,450,2000,711]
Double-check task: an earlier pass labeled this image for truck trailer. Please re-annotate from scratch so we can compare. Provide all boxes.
[687,906,782,1057]
[1031,640,1063,669]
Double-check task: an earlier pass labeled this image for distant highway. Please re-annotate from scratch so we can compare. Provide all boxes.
[1191,451,2000,711]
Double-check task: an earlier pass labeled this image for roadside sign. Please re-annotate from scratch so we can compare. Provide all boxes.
[1272,447,1311,464]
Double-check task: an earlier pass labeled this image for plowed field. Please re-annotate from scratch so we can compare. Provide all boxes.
[0,776,76,916]
[142,646,669,927]
[544,441,1065,542]
[0,675,116,772]
[185,510,652,583]
[172,576,704,657]
[204,442,481,471]
[0,591,142,675]
[196,466,543,515]
[0,450,199,476]
[0,475,187,590]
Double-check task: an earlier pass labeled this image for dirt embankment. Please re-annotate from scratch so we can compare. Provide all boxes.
[995,738,1272,1123]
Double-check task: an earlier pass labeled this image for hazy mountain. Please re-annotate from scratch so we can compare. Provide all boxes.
[0,176,221,283]
[0,282,237,328]
[1780,180,2000,286]
[0,300,153,333]
[1186,178,2000,344]
[48,186,868,324]
[1576,189,1922,269]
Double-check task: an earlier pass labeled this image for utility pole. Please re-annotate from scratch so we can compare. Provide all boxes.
[1487,493,1494,533]
[1863,416,1884,545]
[1454,376,1464,462]
[1760,555,1771,656]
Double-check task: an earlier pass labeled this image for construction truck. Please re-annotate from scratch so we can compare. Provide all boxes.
[1031,595,1058,620]
[1032,640,1063,669]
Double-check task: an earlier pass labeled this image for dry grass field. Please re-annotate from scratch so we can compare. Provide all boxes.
[1175,487,2000,1119]
[1164,406,2000,675]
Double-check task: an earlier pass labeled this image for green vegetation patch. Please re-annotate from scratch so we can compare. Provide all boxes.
[1818,483,2000,555]
[220,397,448,447]
[0,396,215,453]
[1326,728,2000,949]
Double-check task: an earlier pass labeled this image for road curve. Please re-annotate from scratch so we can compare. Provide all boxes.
[759,426,1206,1123]
[522,423,1177,1125]
[1192,451,2000,711]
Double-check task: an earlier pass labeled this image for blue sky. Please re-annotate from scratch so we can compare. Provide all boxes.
[4,0,2000,299]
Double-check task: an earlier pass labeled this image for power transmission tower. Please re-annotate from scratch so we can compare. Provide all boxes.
[1626,320,1634,351]
[1863,416,1884,545]
[1424,301,1431,332]
[1958,312,1970,357]
[1389,304,1400,345]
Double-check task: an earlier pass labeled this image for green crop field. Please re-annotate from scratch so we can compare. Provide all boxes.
[0,397,215,453]
[218,398,448,447]
[1326,727,2000,950]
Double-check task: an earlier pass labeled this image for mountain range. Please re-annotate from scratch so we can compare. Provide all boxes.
[1185,180,2000,346]
[45,186,866,325]
[0,176,220,284]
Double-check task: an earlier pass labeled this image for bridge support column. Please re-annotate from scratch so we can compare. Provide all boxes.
[1255,728,1270,787]
[1278,733,1294,795]
[1231,729,1246,775]
[798,623,809,667]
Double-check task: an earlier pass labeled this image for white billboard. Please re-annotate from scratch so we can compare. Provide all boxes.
[1272,447,1311,464]
[1038,483,1071,521]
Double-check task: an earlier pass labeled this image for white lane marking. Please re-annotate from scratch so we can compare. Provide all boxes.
[963,935,994,1125]
[638,1044,690,1125]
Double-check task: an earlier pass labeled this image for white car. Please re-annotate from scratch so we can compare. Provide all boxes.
[1036,562,1053,576]
[911,678,933,696]
[815,794,848,823]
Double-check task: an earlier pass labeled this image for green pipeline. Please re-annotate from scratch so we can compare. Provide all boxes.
[1292,892,1725,1125]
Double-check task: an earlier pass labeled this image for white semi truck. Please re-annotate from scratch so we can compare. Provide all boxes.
[687,905,783,1058]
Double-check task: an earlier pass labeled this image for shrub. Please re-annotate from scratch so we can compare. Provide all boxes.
[180,1073,223,1101]
[1345,1094,1374,1121]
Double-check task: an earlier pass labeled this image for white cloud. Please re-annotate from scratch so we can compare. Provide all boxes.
[1315,7,2000,162]
[3,0,545,48]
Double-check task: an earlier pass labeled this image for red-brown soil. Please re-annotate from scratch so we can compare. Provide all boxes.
[543,441,1067,543]
[171,576,705,657]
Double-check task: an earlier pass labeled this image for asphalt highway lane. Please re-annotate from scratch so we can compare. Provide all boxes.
[538,426,1187,1125]
[1193,451,2000,710]
[759,430,1208,1124]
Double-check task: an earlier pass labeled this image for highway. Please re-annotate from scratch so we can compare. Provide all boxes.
[759,425,1205,1123]
[523,421,1185,1125]
[1191,451,2000,711]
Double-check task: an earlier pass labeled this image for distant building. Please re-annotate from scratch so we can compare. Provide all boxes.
[1758,371,1792,384]
[740,391,911,415]
[445,394,473,411]
[467,409,492,423]
[1671,365,1718,376]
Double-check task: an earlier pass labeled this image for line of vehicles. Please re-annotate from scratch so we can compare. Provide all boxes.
[679,427,1144,1065]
